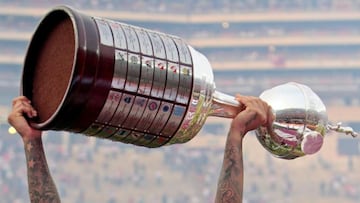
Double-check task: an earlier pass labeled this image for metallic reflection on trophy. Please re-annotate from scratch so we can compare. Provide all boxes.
[255,82,358,159]
[21,6,358,158]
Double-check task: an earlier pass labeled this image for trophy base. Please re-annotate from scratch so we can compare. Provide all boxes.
[31,16,75,124]
[22,7,114,132]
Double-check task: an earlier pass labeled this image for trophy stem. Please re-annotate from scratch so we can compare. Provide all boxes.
[209,90,242,118]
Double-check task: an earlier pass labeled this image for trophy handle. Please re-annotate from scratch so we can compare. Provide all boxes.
[209,90,242,118]
[327,122,359,137]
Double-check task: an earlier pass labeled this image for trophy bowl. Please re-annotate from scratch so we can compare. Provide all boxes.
[255,82,328,159]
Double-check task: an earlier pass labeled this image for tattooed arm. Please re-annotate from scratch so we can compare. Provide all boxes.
[8,96,61,203]
[215,95,274,203]
[22,136,61,202]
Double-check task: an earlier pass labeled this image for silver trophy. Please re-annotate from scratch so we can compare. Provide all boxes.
[22,6,358,159]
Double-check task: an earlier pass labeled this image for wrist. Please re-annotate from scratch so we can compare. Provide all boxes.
[227,128,245,143]
[21,130,42,142]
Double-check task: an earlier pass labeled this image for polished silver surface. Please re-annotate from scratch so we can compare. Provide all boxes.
[160,34,179,62]
[112,50,127,90]
[138,57,154,96]
[176,65,192,105]
[162,105,187,137]
[109,93,135,126]
[135,99,161,131]
[173,38,193,65]
[151,59,167,99]
[87,16,358,154]
[255,82,328,159]
[108,20,127,50]
[169,46,214,145]
[255,82,358,159]
[125,53,141,92]
[327,123,358,137]
[122,96,148,129]
[147,102,174,135]
[148,32,166,59]
[135,28,153,56]
[96,91,122,123]
[163,62,179,101]
[94,18,113,47]
[122,24,140,53]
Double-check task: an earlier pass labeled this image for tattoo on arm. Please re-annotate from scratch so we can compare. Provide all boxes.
[215,134,244,203]
[24,138,61,203]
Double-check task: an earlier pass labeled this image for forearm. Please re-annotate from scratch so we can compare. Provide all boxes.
[23,137,61,203]
[215,132,244,203]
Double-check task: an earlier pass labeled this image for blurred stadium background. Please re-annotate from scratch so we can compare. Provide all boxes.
[1,0,360,202]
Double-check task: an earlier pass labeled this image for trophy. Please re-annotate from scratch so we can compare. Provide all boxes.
[21,6,358,159]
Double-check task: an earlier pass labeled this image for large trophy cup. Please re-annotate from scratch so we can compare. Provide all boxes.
[22,6,358,159]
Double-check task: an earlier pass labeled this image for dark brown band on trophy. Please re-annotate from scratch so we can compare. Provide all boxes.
[75,18,115,133]
[22,8,91,131]
[62,14,101,131]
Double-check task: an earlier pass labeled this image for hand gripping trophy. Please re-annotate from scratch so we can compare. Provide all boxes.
[21,6,358,159]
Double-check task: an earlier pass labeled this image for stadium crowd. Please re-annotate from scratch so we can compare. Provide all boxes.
[1,127,359,202]
[1,0,360,13]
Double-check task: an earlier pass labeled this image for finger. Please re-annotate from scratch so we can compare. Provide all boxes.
[12,96,31,106]
[237,96,265,112]
[14,105,36,118]
[13,100,33,111]
[13,100,38,118]
[259,101,273,126]
[267,105,276,126]
[235,95,256,106]
[249,99,269,126]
